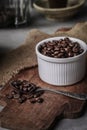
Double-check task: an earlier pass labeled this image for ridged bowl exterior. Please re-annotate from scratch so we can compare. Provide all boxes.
[36,37,87,86]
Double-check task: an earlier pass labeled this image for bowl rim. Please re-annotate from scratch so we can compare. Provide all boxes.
[36,36,87,63]
[33,0,85,12]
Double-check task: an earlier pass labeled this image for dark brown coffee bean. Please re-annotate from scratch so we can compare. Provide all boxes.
[74,42,80,47]
[11,80,21,90]
[73,47,79,53]
[60,48,65,53]
[37,98,44,103]
[23,87,28,93]
[22,80,29,84]
[54,46,60,51]
[19,85,23,91]
[79,49,84,54]
[18,96,26,103]
[39,90,45,95]
[47,47,51,51]
[28,87,35,93]
[11,80,22,87]
[57,53,64,58]
[22,96,27,101]
[61,41,68,48]
[18,89,23,96]
[27,86,32,91]
[69,42,75,47]
[57,43,62,48]
[64,37,70,42]
[6,94,13,99]
[18,98,23,103]
[14,94,20,99]
[27,94,34,99]
[51,53,55,57]
[68,52,74,57]
[34,91,44,97]
[11,90,17,95]
[65,46,71,52]
[54,51,59,55]
[33,93,41,98]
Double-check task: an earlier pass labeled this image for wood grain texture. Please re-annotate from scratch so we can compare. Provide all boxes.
[0,67,87,130]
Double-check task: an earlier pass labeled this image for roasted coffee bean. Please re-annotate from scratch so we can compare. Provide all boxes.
[74,42,80,47]
[69,42,75,47]
[27,95,34,99]
[54,51,59,55]
[22,96,27,101]
[37,98,44,103]
[28,86,37,94]
[39,37,84,58]
[61,41,67,48]
[11,90,17,95]
[34,91,44,98]
[22,87,28,93]
[79,49,84,54]
[18,96,26,104]
[7,80,44,104]
[18,98,24,103]
[60,48,65,53]
[11,80,22,89]
[33,93,41,98]
[64,37,70,42]
[6,94,13,99]
[57,53,64,58]
[19,85,23,91]
[27,86,32,91]
[65,46,71,53]
[73,47,79,53]
[14,94,20,99]
[22,80,30,87]
[68,52,74,57]
[54,47,60,51]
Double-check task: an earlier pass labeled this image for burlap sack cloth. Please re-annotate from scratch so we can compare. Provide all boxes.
[0,22,87,86]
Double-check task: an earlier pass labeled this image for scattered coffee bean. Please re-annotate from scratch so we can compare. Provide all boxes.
[14,94,20,99]
[23,87,28,93]
[11,80,22,89]
[18,96,26,104]
[39,37,84,58]
[18,98,24,104]
[6,80,44,104]
[11,90,17,95]
[6,94,13,99]
[34,91,44,98]
[27,95,34,99]
[37,98,44,103]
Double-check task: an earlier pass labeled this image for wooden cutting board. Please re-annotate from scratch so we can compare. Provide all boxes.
[0,66,87,130]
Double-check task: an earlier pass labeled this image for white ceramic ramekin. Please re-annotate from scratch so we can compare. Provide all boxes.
[36,37,87,86]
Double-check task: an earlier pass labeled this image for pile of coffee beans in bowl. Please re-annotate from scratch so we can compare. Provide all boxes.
[39,37,84,58]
